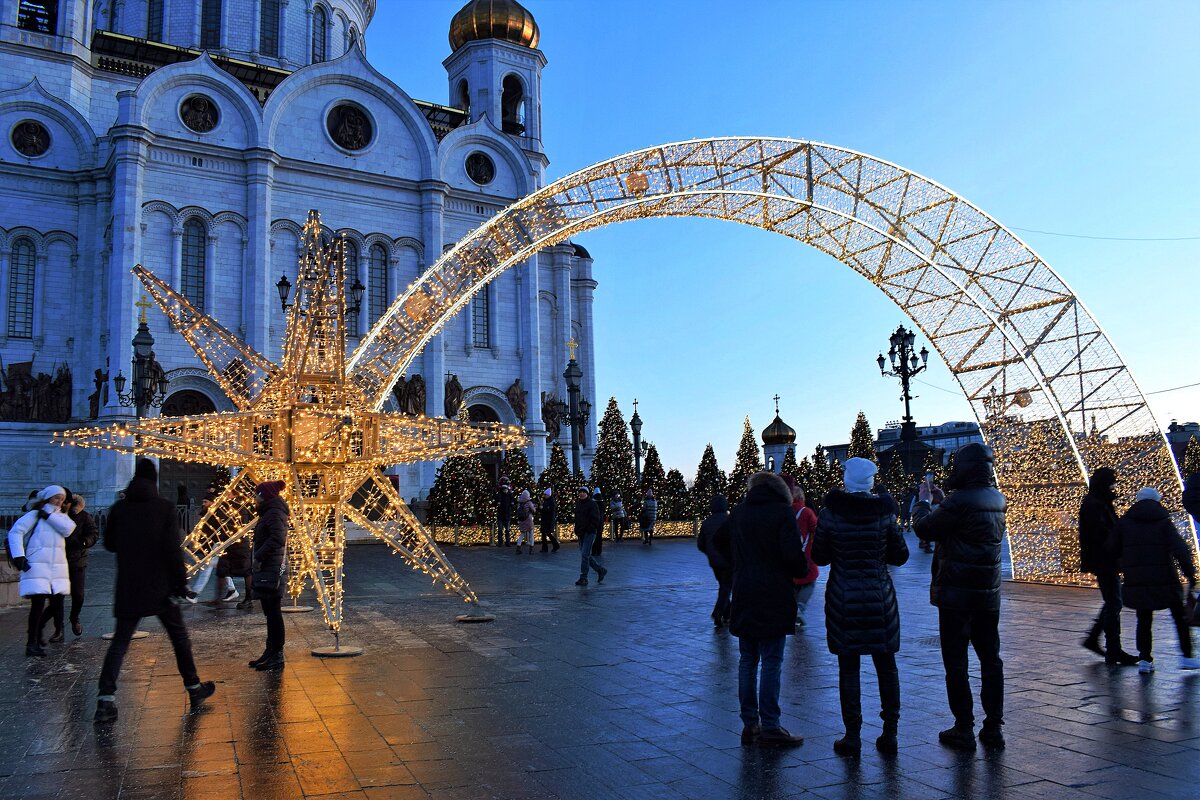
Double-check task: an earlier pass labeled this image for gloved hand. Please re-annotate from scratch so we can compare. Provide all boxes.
[13,556,30,572]
[37,510,51,520]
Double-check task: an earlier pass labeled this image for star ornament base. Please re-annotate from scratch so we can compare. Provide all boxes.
[311,644,364,658]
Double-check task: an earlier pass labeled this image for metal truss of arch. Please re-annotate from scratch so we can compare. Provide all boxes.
[349,137,1194,582]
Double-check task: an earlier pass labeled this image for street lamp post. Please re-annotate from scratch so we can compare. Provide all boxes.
[554,338,591,475]
[876,324,929,444]
[630,399,648,482]
[113,296,168,418]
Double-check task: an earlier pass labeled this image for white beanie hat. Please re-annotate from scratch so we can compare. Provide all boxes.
[843,458,877,493]
[1135,486,1162,503]
[37,485,66,501]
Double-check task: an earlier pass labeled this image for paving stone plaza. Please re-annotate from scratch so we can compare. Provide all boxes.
[1,534,1196,799]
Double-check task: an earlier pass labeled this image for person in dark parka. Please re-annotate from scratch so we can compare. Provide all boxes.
[1183,472,1200,526]
[1111,486,1198,672]
[95,459,215,724]
[813,458,909,757]
[697,494,732,627]
[539,488,559,553]
[249,480,289,671]
[1077,468,1138,665]
[573,487,606,586]
[713,472,808,748]
[914,443,1006,751]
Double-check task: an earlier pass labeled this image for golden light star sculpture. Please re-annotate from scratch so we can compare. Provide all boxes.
[58,211,525,636]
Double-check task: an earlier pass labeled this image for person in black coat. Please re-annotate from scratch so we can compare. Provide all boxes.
[573,487,605,586]
[697,494,732,627]
[1184,472,1200,526]
[1077,468,1138,665]
[95,459,215,724]
[1111,486,1197,672]
[538,488,559,553]
[249,480,289,671]
[813,458,909,757]
[495,477,514,547]
[39,489,98,640]
[914,442,1006,751]
[713,472,807,748]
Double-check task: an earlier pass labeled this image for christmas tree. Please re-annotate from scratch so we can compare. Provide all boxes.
[726,416,763,505]
[537,442,575,522]
[660,468,690,520]
[848,411,878,462]
[880,452,912,501]
[428,454,495,526]
[588,397,637,509]
[641,443,666,494]
[921,448,948,488]
[1183,435,1200,478]
[810,444,839,506]
[794,454,817,503]
[691,443,727,516]
[501,448,535,496]
[779,446,801,484]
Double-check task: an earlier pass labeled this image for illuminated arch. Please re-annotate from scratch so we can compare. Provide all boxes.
[350,137,1193,581]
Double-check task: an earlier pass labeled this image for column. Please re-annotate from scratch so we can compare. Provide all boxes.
[519,255,545,474]
[419,182,447,491]
[244,149,277,356]
[204,232,218,313]
[0,248,9,344]
[169,226,183,294]
[572,252,598,462]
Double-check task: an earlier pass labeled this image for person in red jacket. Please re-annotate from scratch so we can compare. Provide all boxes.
[785,478,819,626]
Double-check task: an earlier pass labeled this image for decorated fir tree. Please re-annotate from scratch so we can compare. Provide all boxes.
[810,444,839,506]
[589,397,637,508]
[794,454,817,504]
[660,468,690,520]
[848,411,878,462]
[921,448,948,488]
[691,443,727,516]
[537,442,575,522]
[726,416,763,505]
[641,443,666,494]
[880,453,912,501]
[428,454,495,526]
[501,448,535,495]
[779,446,801,486]
[1183,435,1200,478]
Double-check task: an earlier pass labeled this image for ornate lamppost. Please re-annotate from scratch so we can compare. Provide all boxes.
[630,398,648,482]
[554,338,591,475]
[277,272,365,315]
[876,325,929,474]
[113,296,169,418]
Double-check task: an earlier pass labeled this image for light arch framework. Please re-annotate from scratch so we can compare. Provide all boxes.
[351,137,1194,582]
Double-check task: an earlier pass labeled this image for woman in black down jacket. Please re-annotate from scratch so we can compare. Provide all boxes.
[249,480,289,671]
[813,457,909,757]
[1112,486,1197,672]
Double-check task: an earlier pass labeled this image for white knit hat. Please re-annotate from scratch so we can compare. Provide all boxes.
[37,485,66,501]
[1135,486,1162,503]
[843,458,878,493]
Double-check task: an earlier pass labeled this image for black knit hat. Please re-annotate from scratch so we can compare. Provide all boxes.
[134,458,158,481]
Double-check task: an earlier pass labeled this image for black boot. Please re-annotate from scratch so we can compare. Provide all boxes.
[25,643,45,657]
[939,722,976,751]
[876,721,898,755]
[833,730,861,757]
[248,652,270,668]
[256,652,285,671]
[187,681,216,708]
[93,700,118,724]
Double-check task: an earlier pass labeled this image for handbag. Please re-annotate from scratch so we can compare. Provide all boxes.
[252,562,284,595]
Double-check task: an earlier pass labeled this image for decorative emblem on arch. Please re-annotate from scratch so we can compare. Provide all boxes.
[349,137,1194,581]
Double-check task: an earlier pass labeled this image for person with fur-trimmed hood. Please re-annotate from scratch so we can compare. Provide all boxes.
[713,471,808,748]
[7,485,75,657]
[1078,467,1138,665]
[813,458,908,758]
[914,442,1007,752]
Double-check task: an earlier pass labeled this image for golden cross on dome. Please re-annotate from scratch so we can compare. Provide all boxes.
[566,337,578,361]
[135,294,152,323]
[773,394,780,415]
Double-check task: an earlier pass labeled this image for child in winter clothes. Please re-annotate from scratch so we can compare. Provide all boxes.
[515,489,537,554]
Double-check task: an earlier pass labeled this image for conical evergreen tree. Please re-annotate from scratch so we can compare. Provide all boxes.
[501,448,535,495]
[921,448,948,487]
[848,411,878,462]
[811,444,838,507]
[428,454,494,526]
[660,468,690,520]
[794,454,817,503]
[589,397,637,508]
[779,446,801,486]
[691,443,726,517]
[726,416,763,505]
[880,452,912,500]
[537,442,575,522]
[1183,435,1200,478]
[641,443,666,494]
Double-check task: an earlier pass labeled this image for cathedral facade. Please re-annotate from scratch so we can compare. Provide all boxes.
[0,0,598,504]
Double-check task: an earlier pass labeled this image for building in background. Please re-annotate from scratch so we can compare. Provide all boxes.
[0,0,598,504]
[827,420,983,467]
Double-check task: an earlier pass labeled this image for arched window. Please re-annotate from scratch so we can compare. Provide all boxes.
[181,218,207,311]
[7,238,36,339]
[146,0,164,40]
[348,23,358,52]
[471,289,490,348]
[311,5,327,63]
[368,244,387,326]
[457,79,470,116]
[259,0,280,56]
[501,74,525,135]
[200,0,221,50]
[343,240,358,336]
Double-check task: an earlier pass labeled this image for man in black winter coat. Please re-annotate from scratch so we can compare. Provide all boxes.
[696,494,731,627]
[914,443,1006,751]
[713,472,807,748]
[539,489,559,553]
[1078,468,1138,665]
[573,487,606,586]
[94,459,215,724]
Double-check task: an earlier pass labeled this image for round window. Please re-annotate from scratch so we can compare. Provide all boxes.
[11,120,50,158]
[465,152,495,185]
[180,95,220,133]
[327,104,373,151]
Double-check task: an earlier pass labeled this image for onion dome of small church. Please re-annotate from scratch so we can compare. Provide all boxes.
[450,0,540,51]
[762,413,796,446]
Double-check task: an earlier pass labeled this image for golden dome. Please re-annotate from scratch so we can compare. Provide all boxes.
[449,0,540,51]
[762,414,796,446]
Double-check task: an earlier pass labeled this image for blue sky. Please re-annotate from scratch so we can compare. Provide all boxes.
[371,1,1200,476]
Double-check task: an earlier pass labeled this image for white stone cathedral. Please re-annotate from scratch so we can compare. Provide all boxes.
[0,0,599,504]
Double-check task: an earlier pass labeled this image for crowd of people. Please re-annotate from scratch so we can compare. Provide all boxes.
[696,442,1200,756]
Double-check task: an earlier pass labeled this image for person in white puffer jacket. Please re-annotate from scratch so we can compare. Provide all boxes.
[7,484,75,657]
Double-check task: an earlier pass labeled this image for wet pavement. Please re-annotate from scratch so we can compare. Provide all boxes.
[0,531,1197,799]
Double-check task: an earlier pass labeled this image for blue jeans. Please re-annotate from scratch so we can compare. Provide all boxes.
[738,635,786,729]
[578,532,603,577]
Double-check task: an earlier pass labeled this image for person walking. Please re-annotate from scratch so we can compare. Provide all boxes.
[786,480,820,627]
[914,443,1006,751]
[697,494,732,627]
[609,491,627,542]
[95,459,215,723]
[7,485,75,656]
[248,480,289,671]
[1078,468,1139,665]
[574,487,606,586]
[538,488,560,553]
[514,489,536,554]
[639,488,658,545]
[218,524,254,608]
[39,489,98,640]
[713,471,808,748]
[1111,486,1198,673]
[813,458,909,757]
[495,476,514,547]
